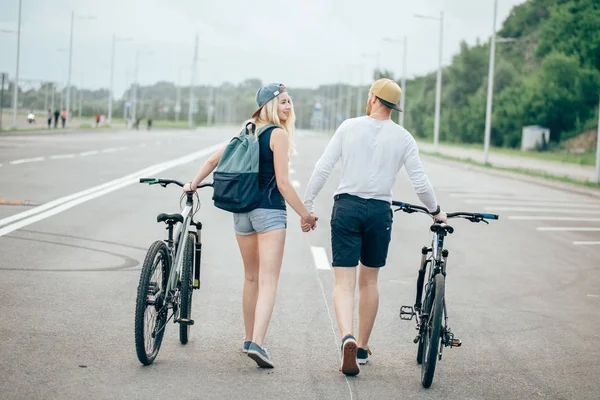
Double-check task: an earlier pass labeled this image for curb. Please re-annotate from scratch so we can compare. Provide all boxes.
[422,153,600,199]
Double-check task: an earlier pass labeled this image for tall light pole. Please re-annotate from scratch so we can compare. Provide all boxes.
[12,0,22,128]
[595,94,600,184]
[415,12,444,151]
[483,0,498,164]
[188,34,199,129]
[65,13,96,126]
[383,36,408,126]
[108,35,132,124]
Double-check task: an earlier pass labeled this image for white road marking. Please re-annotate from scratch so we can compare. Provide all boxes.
[292,180,301,188]
[140,143,147,148]
[537,227,600,232]
[49,154,76,160]
[509,216,600,221]
[451,193,581,201]
[466,199,600,207]
[311,246,331,270]
[102,147,118,153]
[292,148,299,156]
[10,157,45,164]
[587,294,600,297]
[289,168,296,174]
[485,207,600,214]
[573,241,600,246]
[80,150,99,156]
[0,143,224,237]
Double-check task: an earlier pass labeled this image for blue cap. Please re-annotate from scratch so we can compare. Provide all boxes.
[252,83,286,117]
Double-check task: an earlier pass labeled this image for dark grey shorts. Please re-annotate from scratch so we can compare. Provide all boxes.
[330,194,393,268]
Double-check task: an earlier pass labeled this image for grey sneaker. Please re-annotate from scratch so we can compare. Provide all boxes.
[242,341,252,353]
[340,334,359,376]
[357,348,371,365]
[247,342,274,368]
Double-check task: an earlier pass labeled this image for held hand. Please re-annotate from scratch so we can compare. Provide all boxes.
[301,213,318,232]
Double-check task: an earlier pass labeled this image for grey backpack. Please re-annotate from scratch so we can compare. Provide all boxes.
[212,122,278,213]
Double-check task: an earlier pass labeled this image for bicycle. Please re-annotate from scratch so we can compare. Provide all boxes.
[134,177,213,365]
[392,201,499,388]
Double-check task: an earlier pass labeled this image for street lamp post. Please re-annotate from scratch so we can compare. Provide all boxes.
[108,35,132,124]
[595,94,600,184]
[483,0,498,165]
[65,13,96,126]
[383,36,408,126]
[414,12,444,151]
[12,0,22,128]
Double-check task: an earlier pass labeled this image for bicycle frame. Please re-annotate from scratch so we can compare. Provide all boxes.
[164,193,196,302]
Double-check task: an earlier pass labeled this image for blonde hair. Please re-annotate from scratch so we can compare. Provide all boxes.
[249,94,296,156]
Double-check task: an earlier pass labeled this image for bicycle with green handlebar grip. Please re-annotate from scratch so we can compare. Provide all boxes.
[393,200,499,388]
[134,177,212,365]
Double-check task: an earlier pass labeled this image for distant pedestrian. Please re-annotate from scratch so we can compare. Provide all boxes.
[53,109,60,128]
[47,109,52,128]
[60,109,67,128]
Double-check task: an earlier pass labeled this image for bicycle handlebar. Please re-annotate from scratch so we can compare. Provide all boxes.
[139,178,213,190]
[391,201,499,223]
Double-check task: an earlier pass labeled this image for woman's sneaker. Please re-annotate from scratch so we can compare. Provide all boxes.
[357,348,372,365]
[242,340,252,353]
[247,342,274,368]
[340,334,359,376]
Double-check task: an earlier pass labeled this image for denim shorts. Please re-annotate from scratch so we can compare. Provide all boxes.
[233,208,287,235]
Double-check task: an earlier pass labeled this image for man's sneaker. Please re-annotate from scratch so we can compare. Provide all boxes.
[340,334,360,376]
[357,348,372,365]
[247,342,274,368]
[242,340,252,353]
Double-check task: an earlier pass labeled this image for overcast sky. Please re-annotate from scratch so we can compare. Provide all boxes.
[0,0,526,97]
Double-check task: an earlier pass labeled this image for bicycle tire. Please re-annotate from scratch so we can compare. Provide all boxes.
[135,241,170,365]
[179,233,195,344]
[421,273,445,388]
[417,333,424,364]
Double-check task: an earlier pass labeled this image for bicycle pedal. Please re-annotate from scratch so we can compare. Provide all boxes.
[177,318,195,326]
[413,335,421,344]
[399,305,415,320]
[450,338,462,347]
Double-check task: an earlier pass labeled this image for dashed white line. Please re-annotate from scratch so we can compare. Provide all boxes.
[537,227,600,232]
[485,207,600,214]
[311,246,331,270]
[80,150,99,156]
[102,147,118,153]
[50,154,76,160]
[587,294,600,297]
[10,157,45,165]
[292,180,301,188]
[509,216,600,221]
[467,199,600,207]
[573,241,600,246]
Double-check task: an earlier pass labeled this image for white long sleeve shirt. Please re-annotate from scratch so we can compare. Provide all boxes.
[303,116,438,213]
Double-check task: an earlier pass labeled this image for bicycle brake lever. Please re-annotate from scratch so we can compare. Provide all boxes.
[481,219,489,224]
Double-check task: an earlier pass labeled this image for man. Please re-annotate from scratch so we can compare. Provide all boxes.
[303,78,446,376]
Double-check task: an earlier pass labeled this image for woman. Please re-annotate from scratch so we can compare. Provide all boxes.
[183,83,318,368]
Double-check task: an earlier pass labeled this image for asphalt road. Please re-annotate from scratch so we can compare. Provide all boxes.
[1,127,599,400]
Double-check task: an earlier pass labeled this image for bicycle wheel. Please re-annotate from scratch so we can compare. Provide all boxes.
[421,273,445,388]
[135,241,170,365]
[179,233,195,344]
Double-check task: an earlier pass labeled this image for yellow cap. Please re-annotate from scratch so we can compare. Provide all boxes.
[370,78,402,111]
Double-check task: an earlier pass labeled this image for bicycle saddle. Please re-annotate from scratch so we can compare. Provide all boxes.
[157,213,184,224]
